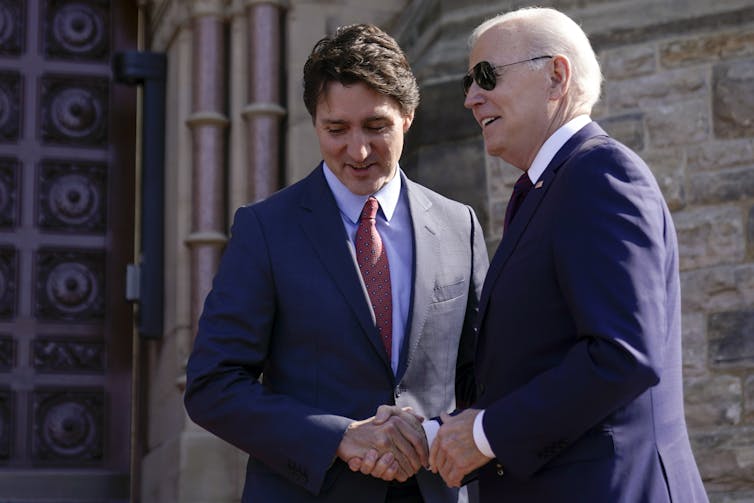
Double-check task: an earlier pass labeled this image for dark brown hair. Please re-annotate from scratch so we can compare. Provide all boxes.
[303,24,420,119]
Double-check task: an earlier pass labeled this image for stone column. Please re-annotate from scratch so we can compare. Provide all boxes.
[185,0,229,337]
[243,0,287,202]
[228,0,250,216]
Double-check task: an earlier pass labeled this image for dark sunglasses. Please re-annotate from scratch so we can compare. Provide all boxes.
[462,56,553,95]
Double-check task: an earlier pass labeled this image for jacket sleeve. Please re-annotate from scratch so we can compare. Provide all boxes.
[183,206,352,495]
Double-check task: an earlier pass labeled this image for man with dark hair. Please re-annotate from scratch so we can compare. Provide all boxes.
[184,23,487,503]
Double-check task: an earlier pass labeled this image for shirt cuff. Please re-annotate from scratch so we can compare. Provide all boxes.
[422,418,440,449]
[473,410,495,458]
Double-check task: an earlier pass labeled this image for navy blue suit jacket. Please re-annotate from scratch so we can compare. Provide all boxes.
[473,122,707,501]
[184,166,488,502]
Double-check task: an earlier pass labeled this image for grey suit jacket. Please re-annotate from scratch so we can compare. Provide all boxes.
[184,165,488,503]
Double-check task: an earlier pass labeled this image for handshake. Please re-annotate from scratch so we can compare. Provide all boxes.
[336,405,492,488]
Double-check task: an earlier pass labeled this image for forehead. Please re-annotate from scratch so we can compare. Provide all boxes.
[315,81,403,121]
[469,24,522,65]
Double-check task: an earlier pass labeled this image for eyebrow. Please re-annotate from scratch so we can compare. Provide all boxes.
[320,116,392,125]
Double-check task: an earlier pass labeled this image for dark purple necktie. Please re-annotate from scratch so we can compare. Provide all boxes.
[356,197,393,358]
[504,172,534,232]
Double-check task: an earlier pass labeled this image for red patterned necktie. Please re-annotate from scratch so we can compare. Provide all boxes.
[356,197,393,358]
[504,172,534,232]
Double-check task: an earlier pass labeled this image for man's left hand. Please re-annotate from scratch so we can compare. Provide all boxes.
[429,408,491,487]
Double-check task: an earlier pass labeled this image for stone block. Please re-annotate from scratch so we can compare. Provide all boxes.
[674,206,745,270]
[599,113,645,151]
[488,200,506,244]
[642,147,685,211]
[484,155,519,240]
[714,59,754,138]
[147,331,190,450]
[485,154,519,199]
[680,264,754,313]
[708,310,754,368]
[409,79,480,147]
[403,137,489,231]
[142,436,181,503]
[688,166,754,205]
[606,67,707,112]
[749,206,754,257]
[660,28,754,68]
[684,374,742,427]
[409,29,471,82]
[734,262,754,304]
[646,99,710,148]
[591,95,609,119]
[177,430,245,503]
[687,139,754,172]
[600,44,656,79]
[683,311,708,373]
[707,490,754,503]
[691,426,754,491]
[587,2,754,50]
[746,374,754,420]
[286,121,320,185]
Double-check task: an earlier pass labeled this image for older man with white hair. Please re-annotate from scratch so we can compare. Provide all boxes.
[425,6,708,502]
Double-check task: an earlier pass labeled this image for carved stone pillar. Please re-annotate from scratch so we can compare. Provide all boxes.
[228,0,250,217]
[243,0,287,202]
[185,0,228,336]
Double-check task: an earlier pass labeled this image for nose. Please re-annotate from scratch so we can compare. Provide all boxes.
[464,86,483,109]
[347,132,370,162]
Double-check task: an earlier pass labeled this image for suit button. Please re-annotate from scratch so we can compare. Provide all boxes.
[496,463,504,476]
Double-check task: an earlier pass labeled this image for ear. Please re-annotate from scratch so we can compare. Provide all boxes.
[548,55,571,100]
[402,112,415,132]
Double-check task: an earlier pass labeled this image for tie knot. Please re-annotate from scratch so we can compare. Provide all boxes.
[514,173,534,194]
[360,196,379,221]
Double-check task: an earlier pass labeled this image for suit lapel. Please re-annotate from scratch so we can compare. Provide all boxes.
[398,178,437,379]
[477,122,608,325]
[298,165,391,368]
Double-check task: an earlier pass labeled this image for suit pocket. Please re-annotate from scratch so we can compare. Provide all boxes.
[433,279,466,303]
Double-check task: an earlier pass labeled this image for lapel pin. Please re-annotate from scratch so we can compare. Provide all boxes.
[535,180,544,189]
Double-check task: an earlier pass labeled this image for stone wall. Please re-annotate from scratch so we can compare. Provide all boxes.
[598,14,754,502]
[392,0,754,500]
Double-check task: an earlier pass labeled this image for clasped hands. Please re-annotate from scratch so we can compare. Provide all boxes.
[337,406,491,487]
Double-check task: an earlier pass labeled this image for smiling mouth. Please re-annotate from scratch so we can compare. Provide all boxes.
[481,117,499,127]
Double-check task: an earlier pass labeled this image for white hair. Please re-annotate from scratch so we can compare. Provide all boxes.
[469,7,603,112]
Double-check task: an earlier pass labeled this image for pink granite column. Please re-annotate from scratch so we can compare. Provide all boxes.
[244,1,287,201]
[185,9,229,337]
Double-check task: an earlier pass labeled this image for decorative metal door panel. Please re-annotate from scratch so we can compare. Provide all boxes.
[0,0,136,500]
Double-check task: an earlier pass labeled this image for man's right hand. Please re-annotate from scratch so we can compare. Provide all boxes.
[337,405,428,482]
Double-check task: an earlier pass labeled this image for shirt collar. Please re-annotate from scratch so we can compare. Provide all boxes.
[526,115,591,184]
[322,162,402,224]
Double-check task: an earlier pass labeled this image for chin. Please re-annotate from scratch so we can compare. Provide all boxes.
[347,182,378,196]
[485,144,502,158]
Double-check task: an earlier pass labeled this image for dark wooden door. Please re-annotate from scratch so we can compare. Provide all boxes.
[0,0,137,500]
